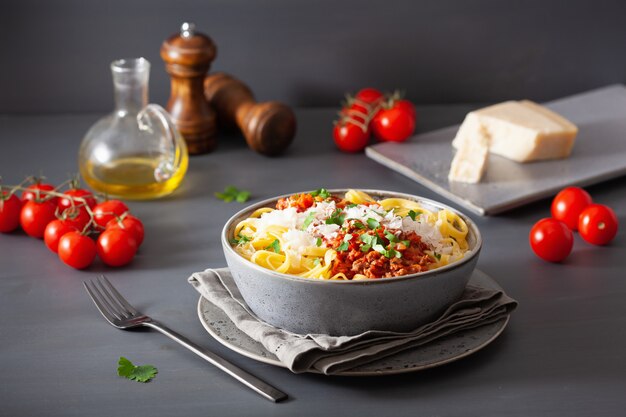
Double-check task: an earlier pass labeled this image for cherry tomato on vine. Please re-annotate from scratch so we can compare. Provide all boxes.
[371,99,417,142]
[97,229,138,267]
[551,187,592,230]
[58,188,97,211]
[44,219,78,253]
[21,183,57,204]
[0,191,22,233]
[529,218,574,262]
[333,119,370,153]
[20,200,57,238]
[106,215,144,247]
[578,204,618,246]
[93,200,129,229]
[59,206,91,231]
[58,231,96,269]
[355,88,384,105]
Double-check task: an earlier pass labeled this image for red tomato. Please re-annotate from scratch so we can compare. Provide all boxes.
[22,183,57,204]
[333,119,370,153]
[60,206,91,231]
[106,215,145,247]
[371,99,417,142]
[44,219,78,253]
[529,218,574,262]
[0,191,22,233]
[20,200,58,238]
[93,200,129,229]
[58,189,97,211]
[58,231,96,269]
[551,187,592,230]
[97,229,138,267]
[578,204,618,246]
[355,88,384,105]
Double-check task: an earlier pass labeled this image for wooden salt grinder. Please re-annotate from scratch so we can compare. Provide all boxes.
[161,23,217,154]
[204,73,296,156]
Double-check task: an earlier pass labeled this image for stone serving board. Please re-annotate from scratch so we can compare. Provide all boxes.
[366,84,626,216]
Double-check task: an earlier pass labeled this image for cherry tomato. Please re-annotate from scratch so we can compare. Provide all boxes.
[97,229,138,267]
[58,188,97,211]
[106,215,144,247]
[529,218,574,262]
[93,200,129,229]
[578,204,618,246]
[22,183,57,204]
[371,99,417,142]
[333,119,370,153]
[0,191,22,233]
[59,206,91,231]
[44,219,78,253]
[58,231,96,269]
[20,200,58,238]
[551,187,592,230]
[355,88,384,105]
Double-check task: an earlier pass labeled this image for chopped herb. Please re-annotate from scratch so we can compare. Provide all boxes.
[230,234,252,245]
[352,220,366,229]
[401,240,411,247]
[337,241,350,251]
[265,239,281,253]
[361,244,371,252]
[384,230,399,243]
[346,203,358,209]
[117,357,158,383]
[310,188,331,199]
[215,186,251,203]
[316,237,323,247]
[302,212,316,230]
[366,218,380,229]
[313,258,321,266]
[325,209,345,226]
[434,253,441,260]
[407,210,422,221]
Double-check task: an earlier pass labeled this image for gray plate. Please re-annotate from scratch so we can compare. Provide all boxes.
[366,84,626,216]
[197,270,510,376]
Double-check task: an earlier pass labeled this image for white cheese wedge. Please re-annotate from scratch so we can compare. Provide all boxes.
[448,115,489,183]
[452,101,578,163]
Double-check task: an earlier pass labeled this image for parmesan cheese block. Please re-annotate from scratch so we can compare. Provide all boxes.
[452,100,578,163]
[448,115,489,183]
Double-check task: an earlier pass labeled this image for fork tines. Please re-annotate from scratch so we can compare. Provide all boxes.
[83,275,138,323]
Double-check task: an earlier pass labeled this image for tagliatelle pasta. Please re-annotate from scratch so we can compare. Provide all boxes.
[231,189,470,280]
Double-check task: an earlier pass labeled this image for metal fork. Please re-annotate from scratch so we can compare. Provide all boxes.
[84,275,287,402]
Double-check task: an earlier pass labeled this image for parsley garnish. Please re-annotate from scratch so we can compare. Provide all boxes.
[346,203,358,209]
[401,240,411,247]
[117,357,157,383]
[302,212,316,230]
[434,253,441,260]
[310,188,331,199]
[215,186,251,203]
[265,239,281,253]
[325,209,345,226]
[230,234,252,245]
[316,237,323,247]
[384,230,399,243]
[313,258,321,266]
[366,218,380,229]
[407,210,422,221]
[337,241,349,251]
[352,220,366,229]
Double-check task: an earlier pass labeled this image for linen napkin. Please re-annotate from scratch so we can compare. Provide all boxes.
[188,268,517,375]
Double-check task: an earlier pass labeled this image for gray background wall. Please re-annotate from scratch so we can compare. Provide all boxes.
[1,0,625,114]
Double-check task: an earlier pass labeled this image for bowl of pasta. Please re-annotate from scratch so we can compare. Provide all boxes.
[222,189,481,336]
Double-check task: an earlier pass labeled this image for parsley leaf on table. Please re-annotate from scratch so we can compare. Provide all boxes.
[117,357,158,383]
[215,186,251,203]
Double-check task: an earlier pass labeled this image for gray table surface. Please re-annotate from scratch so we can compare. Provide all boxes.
[1,108,625,417]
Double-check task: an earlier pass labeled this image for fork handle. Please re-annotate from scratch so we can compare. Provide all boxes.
[144,321,287,402]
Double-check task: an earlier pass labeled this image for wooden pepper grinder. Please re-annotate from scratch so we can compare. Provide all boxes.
[161,23,217,154]
[204,73,296,156]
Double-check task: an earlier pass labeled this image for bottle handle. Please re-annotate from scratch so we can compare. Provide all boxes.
[137,104,188,183]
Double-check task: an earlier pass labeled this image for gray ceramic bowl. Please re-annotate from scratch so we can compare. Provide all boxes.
[221,189,482,336]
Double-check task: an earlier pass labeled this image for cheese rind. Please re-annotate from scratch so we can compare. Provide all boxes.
[452,101,578,163]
